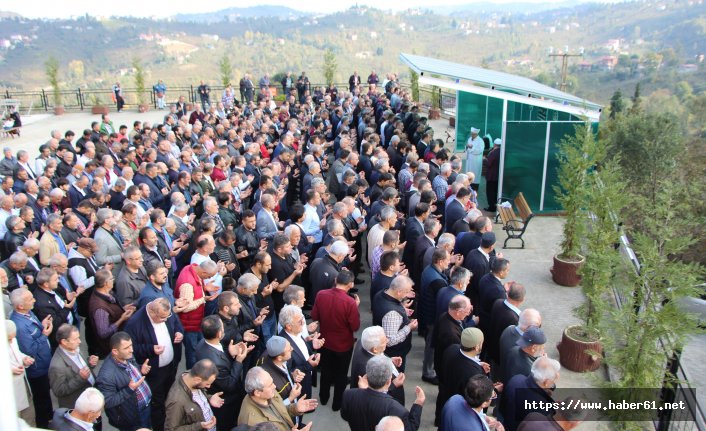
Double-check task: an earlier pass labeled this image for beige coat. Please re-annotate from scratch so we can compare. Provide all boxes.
[237,393,298,431]
[39,230,65,266]
[8,338,31,411]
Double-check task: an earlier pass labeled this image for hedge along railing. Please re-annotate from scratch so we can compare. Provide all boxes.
[3,81,458,114]
[600,188,706,431]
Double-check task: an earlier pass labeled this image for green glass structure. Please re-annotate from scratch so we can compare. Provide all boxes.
[400,53,602,213]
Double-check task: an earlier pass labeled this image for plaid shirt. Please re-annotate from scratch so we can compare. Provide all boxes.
[119,360,152,409]
[192,389,215,431]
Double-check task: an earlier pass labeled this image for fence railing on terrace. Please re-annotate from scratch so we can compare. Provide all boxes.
[2,82,458,116]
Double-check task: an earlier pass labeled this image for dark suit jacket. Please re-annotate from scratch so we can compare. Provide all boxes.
[341,388,423,431]
[477,273,506,336]
[194,339,245,409]
[280,330,316,398]
[69,185,87,208]
[123,306,182,368]
[488,299,520,364]
[32,287,71,350]
[349,339,405,405]
[500,375,556,431]
[503,346,535,385]
[436,344,487,424]
[454,231,481,257]
[499,325,522,381]
[444,199,465,233]
[432,312,464,376]
[48,347,97,408]
[463,249,490,310]
[413,235,435,284]
[402,217,424,269]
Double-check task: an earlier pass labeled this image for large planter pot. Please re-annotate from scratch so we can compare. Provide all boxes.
[428,107,441,120]
[551,254,584,287]
[53,106,65,116]
[557,325,603,372]
[91,105,109,115]
[138,104,150,113]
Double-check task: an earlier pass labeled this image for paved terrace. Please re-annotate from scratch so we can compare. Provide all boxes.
[6,111,612,430]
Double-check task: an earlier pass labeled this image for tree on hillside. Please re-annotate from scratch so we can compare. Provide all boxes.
[323,49,337,87]
[219,54,233,87]
[45,56,61,107]
[609,89,625,119]
[132,57,146,105]
[629,82,641,114]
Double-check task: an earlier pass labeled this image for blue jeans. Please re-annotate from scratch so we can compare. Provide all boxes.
[261,314,277,343]
[183,331,203,369]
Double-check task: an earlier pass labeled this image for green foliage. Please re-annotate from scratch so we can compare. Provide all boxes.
[553,123,596,260]
[271,72,287,86]
[430,85,441,109]
[219,54,233,87]
[674,80,693,103]
[132,57,146,104]
[322,49,337,87]
[601,179,704,393]
[45,56,61,106]
[629,82,641,114]
[579,156,627,331]
[688,93,706,136]
[603,111,683,210]
[609,89,624,119]
[409,69,419,102]
[89,93,104,106]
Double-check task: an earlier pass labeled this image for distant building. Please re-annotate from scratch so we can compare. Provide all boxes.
[678,64,698,74]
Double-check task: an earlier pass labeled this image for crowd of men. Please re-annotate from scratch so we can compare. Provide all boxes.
[3,71,581,431]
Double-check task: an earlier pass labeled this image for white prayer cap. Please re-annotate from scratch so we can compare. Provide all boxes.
[494,138,502,146]
[470,127,480,134]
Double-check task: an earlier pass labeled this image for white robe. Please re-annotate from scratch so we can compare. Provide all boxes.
[466,136,485,184]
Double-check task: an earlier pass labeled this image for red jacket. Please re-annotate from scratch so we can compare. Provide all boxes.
[311,288,360,352]
[174,264,205,332]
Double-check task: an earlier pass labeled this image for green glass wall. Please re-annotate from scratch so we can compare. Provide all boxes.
[454,89,597,212]
[455,91,503,151]
[503,122,548,211]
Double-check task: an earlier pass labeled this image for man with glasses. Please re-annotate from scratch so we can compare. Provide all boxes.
[124,297,183,431]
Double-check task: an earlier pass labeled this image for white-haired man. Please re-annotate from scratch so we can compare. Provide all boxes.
[52,387,105,431]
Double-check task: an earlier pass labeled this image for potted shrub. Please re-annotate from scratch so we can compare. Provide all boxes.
[133,58,149,113]
[45,56,64,115]
[550,123,596,286]
[557,153,626,372]
[429,85,441,120]
[90,94,109,115]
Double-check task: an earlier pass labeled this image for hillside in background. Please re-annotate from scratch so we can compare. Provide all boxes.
[0,1,704,105]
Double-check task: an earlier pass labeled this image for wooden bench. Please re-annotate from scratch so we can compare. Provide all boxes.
[0,127,20,139]
[497,192,534,249]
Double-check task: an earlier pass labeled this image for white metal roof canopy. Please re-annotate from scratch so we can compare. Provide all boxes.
[400,53,602,119]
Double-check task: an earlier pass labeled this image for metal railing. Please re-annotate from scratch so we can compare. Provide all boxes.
[2,81,458,115]
[613,229,705,431]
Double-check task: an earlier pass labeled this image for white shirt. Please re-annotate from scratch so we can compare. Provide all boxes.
[191,252,222,289]
[64,412,95,431]
[150,318,174,367]
[205,340,224,353]
[504,300,521,317]
[286,331,310,359]
[0,208,12,237]
[61,347,94,385]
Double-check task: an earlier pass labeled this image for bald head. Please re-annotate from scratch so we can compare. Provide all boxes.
[518,308,542,331]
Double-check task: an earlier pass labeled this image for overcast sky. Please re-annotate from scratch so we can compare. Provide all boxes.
[3,0,574,19]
